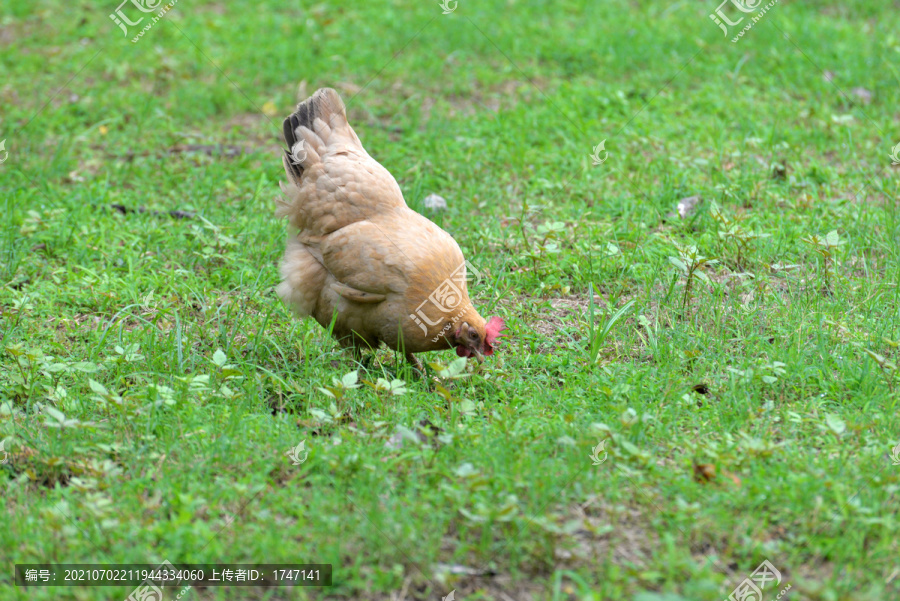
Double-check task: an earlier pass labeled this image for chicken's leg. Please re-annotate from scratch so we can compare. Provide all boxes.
[406,353,442,387]
[351,346,375,371]
[405,352,424,372]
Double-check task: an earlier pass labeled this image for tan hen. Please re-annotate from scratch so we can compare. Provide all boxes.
[275,88,504,369]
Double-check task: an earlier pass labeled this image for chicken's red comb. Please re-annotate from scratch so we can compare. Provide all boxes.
[484,316,506,353]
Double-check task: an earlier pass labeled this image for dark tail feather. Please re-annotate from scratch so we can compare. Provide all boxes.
[282,88,345,181]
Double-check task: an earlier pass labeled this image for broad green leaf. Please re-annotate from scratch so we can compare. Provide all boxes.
[212,349,227,367]
[825,413,846,435]
[446,357,468,377]
[393,425,421,446]
[341,370,359,388]
[824,230,843,247]
[71,362,100,373]
[865,349,895,369]
[89,380,109,396]
[459,399,477,416]
[434,384,454,401]
[668,256,688,272]
[495,497,519,521]
[590,422,612,435]
[5,345,25,357]
[459,508,488,523]
[453,463,480,478]
[618,439,641,456]
[308,408,330,421]
[43,405,67,423]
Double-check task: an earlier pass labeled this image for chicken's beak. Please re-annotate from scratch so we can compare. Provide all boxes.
[473,349,485,364]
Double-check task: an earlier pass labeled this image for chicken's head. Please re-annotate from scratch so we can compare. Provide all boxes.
[454,316,506,363]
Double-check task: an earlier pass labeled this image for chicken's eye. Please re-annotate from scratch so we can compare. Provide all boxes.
[468,329,479,341]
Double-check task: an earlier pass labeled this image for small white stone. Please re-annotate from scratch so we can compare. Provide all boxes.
[677,195,701,219]
[423,193,448,211]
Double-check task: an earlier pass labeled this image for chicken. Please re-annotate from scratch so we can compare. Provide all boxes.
[275,88,505,369]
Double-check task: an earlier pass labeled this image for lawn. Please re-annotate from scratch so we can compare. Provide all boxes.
[2,0,900,599]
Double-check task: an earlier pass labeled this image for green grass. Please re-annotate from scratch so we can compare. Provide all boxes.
[2,0,900,599]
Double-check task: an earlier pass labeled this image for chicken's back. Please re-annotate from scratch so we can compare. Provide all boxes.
[277,88,405,236]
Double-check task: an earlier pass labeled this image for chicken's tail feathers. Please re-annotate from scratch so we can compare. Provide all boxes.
[281,87,362,185]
